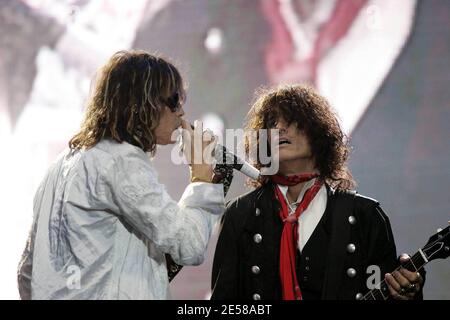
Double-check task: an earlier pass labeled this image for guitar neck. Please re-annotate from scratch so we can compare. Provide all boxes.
[361,250,428,300]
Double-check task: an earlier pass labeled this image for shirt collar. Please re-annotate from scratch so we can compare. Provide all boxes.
[277,178,317,205]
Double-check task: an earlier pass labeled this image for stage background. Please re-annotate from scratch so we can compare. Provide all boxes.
[0,0,448,299]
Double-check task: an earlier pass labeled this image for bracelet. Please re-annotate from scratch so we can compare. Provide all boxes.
[190,176,211,183]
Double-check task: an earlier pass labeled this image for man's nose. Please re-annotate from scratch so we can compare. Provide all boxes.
[177,106,185,117]
[275,122,287,133]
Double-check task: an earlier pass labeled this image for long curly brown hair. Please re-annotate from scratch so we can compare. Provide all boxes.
[69,50,185,154]
[245,84,356,190]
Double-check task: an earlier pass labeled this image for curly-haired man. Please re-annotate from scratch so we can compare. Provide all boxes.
[211,85,423,300]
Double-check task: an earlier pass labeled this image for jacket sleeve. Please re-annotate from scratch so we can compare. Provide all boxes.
[95,153,225,266]
[364,204,398,277]
[17,230,34,300]
[210,200,240,299]
[363,204,425,300]
[17,166,57,300]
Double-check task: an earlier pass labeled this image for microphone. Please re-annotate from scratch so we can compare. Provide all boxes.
[214,144,261,180]
[186,124,261,180]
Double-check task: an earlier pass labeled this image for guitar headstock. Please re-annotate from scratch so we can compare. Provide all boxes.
[422,225,450,262]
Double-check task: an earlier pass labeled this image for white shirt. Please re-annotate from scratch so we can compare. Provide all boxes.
[277,179,327,252]
[18,139,225,300]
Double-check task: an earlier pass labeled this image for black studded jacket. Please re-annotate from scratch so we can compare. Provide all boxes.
[211,182,420,300]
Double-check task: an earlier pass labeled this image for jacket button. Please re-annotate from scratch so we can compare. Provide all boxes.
[255,208,261,216]
[305,266,310,271]
[347,268,357,278]
[355,293,363,300]
[347,243,356,253]
[305,256,310,261]
[252,293,261,300]
[253,233,262,243]
[251,265,260,274]
[348,216,357,225]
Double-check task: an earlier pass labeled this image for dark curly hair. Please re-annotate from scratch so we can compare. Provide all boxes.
[69,50,185,154]
[245,84,355,190]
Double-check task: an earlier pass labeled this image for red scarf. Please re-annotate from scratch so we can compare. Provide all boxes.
[271,173,323,300]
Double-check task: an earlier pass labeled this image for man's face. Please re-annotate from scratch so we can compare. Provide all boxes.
[268,117,314,172]
[154,105,185,145]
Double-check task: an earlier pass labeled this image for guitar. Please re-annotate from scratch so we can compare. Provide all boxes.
[359,224,450,300]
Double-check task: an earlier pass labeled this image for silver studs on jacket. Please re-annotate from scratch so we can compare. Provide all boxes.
[348,215,357,225]
[253,233,262,243]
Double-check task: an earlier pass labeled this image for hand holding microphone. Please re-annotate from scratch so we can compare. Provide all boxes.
[180,120,261,181]
[180,120,217,183]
